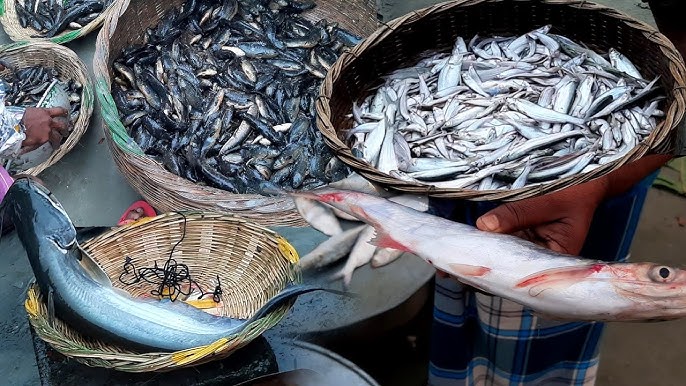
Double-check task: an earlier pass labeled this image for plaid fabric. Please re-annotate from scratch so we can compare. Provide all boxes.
[426,171,659,386]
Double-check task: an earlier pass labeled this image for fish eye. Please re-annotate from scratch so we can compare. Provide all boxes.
[649,266,676,283]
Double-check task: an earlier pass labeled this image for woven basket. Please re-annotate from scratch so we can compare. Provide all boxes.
[92,0,380,228]
[24,211,302,373]
[0,0,122,44]
[317,0,686,201]
[0,40,93,176]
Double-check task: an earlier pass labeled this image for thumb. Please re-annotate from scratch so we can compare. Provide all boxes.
[476,197,558,234]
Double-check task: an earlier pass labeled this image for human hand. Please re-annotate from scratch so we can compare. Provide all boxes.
[20,107,69,153]
[475,177,610,255]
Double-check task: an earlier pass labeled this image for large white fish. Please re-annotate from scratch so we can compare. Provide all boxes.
[291,189,686,322]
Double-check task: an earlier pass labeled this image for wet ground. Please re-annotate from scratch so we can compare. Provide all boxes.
[1,0,685,385]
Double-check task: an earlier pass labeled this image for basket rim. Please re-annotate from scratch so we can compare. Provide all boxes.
[0,40,94,176]
[0,0,122,44]
[24,210,303,373]
[315,0,686,201]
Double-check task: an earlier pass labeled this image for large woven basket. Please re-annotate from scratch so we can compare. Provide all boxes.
[92,0,380,228]
[0,40,93,176]
[24,211,302,373]
[0,0,122,44]
[317,0,686,201]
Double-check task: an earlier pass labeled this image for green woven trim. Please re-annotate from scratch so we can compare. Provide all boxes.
[95,78,143,155]
[52,29,81,44]
[0,0,6,17]
[0,40,29,53]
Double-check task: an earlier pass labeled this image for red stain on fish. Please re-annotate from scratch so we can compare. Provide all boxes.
[372,232,414,253]
[516,264,607,288]
[317,193,345,202]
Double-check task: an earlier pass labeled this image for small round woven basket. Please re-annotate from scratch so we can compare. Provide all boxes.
[24,211,302,372]
[0,0,122,44]
[92,0,380,228]
[0,40,93,176]
[317,0,686,201]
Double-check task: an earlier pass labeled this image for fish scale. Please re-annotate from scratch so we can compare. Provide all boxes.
[348,25,664,191]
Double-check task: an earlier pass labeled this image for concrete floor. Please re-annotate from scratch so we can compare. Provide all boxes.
[1,0,686,385]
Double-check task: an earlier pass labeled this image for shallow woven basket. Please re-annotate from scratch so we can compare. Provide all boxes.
[92,0,380,227]
[0,0,122,44]
[0,40,93,176]
[317,0,686,201]
[24,211,302,373]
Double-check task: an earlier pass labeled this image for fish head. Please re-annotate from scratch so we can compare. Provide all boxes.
[3,176,77,253]
[606,263,686,320]
[514,262,686,321]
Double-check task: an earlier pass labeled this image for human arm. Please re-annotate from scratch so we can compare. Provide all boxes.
[475,153,672,255]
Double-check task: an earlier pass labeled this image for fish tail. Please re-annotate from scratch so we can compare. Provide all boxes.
[247,284,354,323]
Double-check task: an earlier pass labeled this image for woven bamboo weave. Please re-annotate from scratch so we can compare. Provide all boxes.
[25,211,302,372]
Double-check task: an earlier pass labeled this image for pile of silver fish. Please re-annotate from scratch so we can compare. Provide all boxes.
[112,0,360,195]
[1,63,82,121]
[295,172,428,289]
[347,25,665,191]
[16,0,113,38]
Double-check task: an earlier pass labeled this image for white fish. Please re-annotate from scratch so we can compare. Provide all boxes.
[371,248,404,268]
[609,48,643,80]
[298,225,366,270]
[331,225,378,288]
[294,197,343,236]
[296,189,686,322]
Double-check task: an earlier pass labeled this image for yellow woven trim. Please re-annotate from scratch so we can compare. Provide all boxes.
[25,287,39,317]
[184,298,220,310]
[126,216,157,227]
[277,236,299,264]
[171,337,229,365]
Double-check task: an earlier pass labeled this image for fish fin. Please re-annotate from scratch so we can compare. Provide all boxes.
[47,288,55,328]
[448,263,491,277]
[515,264,606,297]
[77,246,113,287]
[368,230,414,253]
[347,206,414,253]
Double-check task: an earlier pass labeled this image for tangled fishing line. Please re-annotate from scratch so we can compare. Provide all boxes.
[118,212,223,303]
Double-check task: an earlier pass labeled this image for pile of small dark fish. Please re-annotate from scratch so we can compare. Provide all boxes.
[16,0,114,38]
[112,0,361,195]
[0,63,82,124]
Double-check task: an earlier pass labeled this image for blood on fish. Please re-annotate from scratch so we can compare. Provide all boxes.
[317,192,345,202]
[369,232,414,253]
[515,264,607,288]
